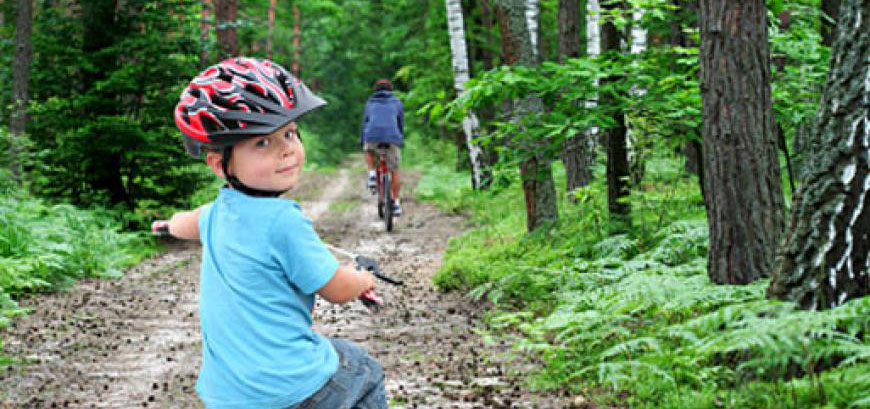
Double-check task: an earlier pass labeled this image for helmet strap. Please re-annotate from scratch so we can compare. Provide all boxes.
[221,146,286,198]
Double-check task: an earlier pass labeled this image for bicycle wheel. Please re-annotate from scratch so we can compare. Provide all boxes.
[383,172,393,232]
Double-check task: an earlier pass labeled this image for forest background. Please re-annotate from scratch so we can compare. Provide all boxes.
[1,0,869,408]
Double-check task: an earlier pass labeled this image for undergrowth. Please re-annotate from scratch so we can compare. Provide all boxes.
[0,174,155,360]
[415,148,870,408]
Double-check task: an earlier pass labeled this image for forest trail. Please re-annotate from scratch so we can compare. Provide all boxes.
[0,163,570,409]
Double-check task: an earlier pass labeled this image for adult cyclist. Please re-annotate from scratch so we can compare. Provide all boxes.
[361,79,404,217]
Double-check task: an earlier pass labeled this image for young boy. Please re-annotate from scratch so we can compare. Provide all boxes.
[156,58,388,409]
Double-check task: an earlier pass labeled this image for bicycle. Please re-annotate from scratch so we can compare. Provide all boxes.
[369,143,395,232]
[151,223,402,311]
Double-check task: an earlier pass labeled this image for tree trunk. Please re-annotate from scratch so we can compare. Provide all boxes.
[820,0,840,47]
[627,9,648,187]
[472,0,500,185]
[584,0,601,168]
[699,0,785,285]
[215,0,238,59]
[526,0,539,59]
[499,0,559,232]
[200,0,211,65]
[495,3,518,64]
[477,0,497,71]
[10,0,32,185]
[292,4,300,76]
[601,1,630,226]
[768,0,869,310]
[558,0,593,196]
[446,0,486,189]
[267,0,277,60]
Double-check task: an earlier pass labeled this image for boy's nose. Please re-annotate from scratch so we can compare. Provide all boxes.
[279,138,296,156]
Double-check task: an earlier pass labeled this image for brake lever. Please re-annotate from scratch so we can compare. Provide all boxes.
[324,244,404,286]
[354,255,403,286]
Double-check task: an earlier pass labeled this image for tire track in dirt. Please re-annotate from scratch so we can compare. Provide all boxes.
[0,162,569,408]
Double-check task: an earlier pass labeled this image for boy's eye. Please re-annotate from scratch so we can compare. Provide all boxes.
[285,129,300,141]
[255,138,270,147]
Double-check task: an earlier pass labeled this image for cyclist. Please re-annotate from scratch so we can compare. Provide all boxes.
[361,79,404,216]
[156,58,387,409]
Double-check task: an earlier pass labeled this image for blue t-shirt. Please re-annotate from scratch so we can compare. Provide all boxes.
[195,187,339,409]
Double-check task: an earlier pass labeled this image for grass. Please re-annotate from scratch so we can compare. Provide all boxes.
[410,139,870,409]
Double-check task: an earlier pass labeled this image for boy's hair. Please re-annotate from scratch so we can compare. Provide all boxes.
[373,79,393,91]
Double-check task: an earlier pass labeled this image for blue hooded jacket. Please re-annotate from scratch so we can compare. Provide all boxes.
[361,90,404,147]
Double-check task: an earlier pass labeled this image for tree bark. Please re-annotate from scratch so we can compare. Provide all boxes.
[292,4,300,76]
[267,0,277,60]
[699,0,785,284]
[10,0,32,185]
[446,0,486,190]
[601,1,630,226]
[820,0,840,48]
[768,0,869,310]
[558,0,593,195]
[499,0,559,232]
[215,0,238,59]
[200,0,211,65]
[495,3,518,64]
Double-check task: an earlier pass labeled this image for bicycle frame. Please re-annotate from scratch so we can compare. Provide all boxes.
[373,145,394,232]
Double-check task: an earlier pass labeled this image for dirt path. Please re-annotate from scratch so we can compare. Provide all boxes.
[0,164,569,408]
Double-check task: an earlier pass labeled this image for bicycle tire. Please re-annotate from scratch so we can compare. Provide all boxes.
[376,169,385,219]
[383,172,393,232]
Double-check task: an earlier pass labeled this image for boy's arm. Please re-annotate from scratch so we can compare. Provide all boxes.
[165,205,207,241]
[317,263,375,304]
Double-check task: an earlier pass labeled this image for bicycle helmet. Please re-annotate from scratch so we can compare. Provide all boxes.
[174,57,326,197]
[175,57,326,157]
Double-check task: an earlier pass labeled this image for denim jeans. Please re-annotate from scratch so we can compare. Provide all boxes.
[284,338,388,409]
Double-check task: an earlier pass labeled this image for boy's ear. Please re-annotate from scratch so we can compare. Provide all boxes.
[206,151,226,179]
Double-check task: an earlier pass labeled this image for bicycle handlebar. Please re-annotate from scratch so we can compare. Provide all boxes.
[151,221,401,311]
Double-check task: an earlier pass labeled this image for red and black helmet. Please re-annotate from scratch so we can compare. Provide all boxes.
[174,57,326,157]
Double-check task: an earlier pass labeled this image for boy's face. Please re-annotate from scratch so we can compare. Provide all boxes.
[216,122,305,192]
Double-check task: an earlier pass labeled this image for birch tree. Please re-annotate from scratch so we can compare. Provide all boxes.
[768,0,869,310]
[446,0,485,189]
[526,0,539,58]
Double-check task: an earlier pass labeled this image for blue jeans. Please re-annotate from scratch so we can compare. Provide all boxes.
[285,338,388,409]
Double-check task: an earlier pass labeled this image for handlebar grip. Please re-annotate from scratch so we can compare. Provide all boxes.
[359,289,383,311]
[151,221,171,237]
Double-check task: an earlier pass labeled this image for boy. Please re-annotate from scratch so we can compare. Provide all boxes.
[155,58,388,409]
